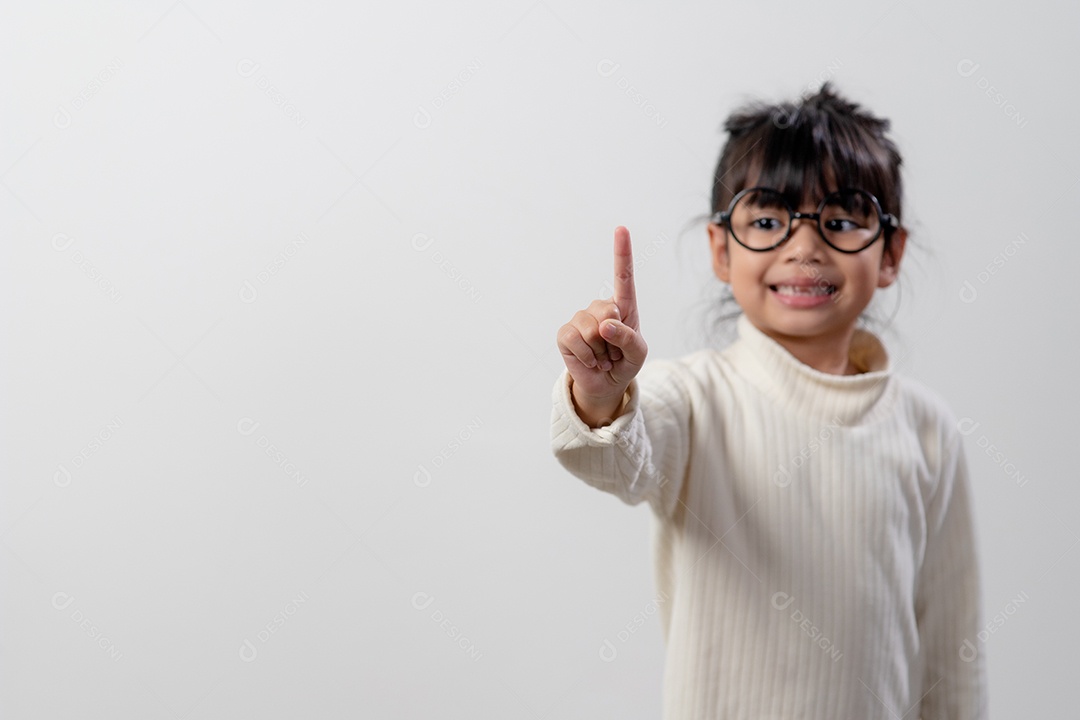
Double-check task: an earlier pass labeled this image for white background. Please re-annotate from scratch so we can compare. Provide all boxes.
[2,1,1077,717]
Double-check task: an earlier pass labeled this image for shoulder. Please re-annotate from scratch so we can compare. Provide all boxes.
[890,373,966,467]
[892,374,961,428]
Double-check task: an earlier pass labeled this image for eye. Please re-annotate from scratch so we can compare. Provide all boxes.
[824,217,862,232]
[750,217,784,231]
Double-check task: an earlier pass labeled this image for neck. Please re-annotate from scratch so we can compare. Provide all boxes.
[759,325,859,376]
[727,313,893,426]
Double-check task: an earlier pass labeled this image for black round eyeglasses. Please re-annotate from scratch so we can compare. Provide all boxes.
[711,186,899,253]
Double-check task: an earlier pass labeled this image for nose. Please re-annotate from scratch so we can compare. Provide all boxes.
[781,216,826,261]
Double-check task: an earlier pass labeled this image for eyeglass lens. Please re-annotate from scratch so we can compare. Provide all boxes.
[729,189,881,251]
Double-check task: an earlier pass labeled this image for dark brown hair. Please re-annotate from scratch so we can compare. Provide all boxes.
[710,80,904,250]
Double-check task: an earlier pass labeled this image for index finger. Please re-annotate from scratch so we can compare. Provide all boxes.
[613,226,637,319]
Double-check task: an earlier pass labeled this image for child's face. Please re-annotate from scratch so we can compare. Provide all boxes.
[707,187,907,358]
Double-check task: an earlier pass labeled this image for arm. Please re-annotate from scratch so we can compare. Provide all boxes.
[915,431,989,720]
[549,360,692,521]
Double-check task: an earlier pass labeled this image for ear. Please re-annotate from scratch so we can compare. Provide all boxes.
[708,222,731,282]
[877,227,907,288]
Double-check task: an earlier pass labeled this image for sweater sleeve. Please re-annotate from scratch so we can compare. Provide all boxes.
[549,361,692,521]
[915,429,989,720]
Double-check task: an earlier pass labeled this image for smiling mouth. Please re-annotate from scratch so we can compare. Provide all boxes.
[770,284,837,296]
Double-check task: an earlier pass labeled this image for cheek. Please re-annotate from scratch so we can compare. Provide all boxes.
[727,267,771,306]
[729,271,765,296]
[841,265,880,298]
[727,254,770,284]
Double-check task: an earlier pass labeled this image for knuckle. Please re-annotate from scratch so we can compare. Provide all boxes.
[582,305,606,323]
[557,325,577,346]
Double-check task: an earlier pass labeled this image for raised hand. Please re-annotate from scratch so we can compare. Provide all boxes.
[556,226,649,426]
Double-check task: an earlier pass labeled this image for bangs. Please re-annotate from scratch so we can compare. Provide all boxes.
[742,121,836,211]
[711,86,902,225]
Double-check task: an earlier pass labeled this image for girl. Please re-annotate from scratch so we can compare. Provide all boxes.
[551,82,987,719]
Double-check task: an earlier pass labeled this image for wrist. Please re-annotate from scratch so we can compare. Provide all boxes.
[570,379,630,428]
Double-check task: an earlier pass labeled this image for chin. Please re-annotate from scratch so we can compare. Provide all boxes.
[759,315,836,336]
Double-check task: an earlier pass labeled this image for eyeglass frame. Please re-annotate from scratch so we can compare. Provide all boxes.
[710,185,900,254]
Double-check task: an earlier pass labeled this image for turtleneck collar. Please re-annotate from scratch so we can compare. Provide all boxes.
[723,313,896,426]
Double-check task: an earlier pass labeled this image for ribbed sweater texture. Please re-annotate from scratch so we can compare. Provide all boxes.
[550,313,988,719]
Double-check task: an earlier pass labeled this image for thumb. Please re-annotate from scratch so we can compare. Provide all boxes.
[600,319,620,337]
[600,319,647,368]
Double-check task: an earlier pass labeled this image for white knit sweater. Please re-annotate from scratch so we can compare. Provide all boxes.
[550,312,988,719]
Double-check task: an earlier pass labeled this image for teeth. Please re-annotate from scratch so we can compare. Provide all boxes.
[773,284,834,296]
